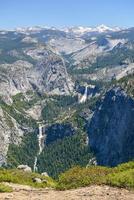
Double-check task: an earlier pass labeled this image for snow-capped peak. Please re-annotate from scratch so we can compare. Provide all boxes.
[96,24,113,32]
[16,26,46,32]
[14,25,121,36]
[63,26,92,34]
[95,24,121,33]
[63,25,121,35]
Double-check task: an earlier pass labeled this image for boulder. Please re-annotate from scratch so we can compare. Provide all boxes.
[41,172,49,177]
[87,157,97,167]
[17,165,32,172]
[32,177,42,183]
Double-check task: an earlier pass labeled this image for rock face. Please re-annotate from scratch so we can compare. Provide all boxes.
[0,108,23,165]
[0,47,74,103]
[0,60,33,104]
[87,87,134,167]
[45,123,75,145]
[33,54,74,95]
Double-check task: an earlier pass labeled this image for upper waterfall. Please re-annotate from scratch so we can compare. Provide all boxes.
[79,86,88,103]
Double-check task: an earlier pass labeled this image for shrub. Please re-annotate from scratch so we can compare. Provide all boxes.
[106,169,134,189]
[0,184,13,193]
[57,165,113,190]
[114,161,134,172]
[0,169,56,189]
[57,161,134,190]
[105,161,134,189]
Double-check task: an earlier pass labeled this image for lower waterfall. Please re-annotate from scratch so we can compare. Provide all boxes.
[33,124,45,172]
[33,157,38,172]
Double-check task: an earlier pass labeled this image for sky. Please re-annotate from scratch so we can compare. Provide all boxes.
[0,0,134,29]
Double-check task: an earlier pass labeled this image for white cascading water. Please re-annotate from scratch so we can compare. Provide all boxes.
[34,124,44,172]
[79,86,88,103]
[33,156,38,172]
[38,125,44,154]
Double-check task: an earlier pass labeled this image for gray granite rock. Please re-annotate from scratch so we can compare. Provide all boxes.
[87,87,134,166]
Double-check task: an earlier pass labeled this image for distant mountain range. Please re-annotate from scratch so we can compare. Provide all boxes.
[12,24,122,35]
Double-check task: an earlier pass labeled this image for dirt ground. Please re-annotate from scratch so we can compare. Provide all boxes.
[0,183,134,200]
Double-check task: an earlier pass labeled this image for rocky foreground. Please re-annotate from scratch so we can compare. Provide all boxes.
[0,183,134,200]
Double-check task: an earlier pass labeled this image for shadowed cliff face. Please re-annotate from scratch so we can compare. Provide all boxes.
[45,123,75,145]
[87,87,134,167]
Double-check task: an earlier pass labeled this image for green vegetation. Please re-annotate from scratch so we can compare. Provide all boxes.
[6,94,99,179]
[6,108,94,179]
[41,95,78,122]
[93,46,134,69]
[0,169,56,189]
[0,53,18,64]
[39,96,98,179]
[106,161,134,189]
[0,183,13,193]
[38,132,93,178]
[41,100,60,122]
[106,169,134,188]
[7,132,38,169]
[3,111,14,128]
[69,66,95,75]
[1,161,134,192]
[117,73,134,97]
[57,165,113,190]
[56,161,134,190]
[0,34,36,64]
[0,50,37,65]
[0,98,37,128]
[12,92,43,112]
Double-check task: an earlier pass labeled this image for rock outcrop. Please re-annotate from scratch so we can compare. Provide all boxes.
[0,108,23,166]
[87,87,134,167]
[41,172,49,177]
[0,45,74,104]
[45,123,75,145]
[17,165,32,172]
[32,54,74,95]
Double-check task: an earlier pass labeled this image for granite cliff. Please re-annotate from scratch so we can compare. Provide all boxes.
[88,87,134,166]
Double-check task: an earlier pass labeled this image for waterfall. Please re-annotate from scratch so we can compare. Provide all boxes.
[34,124,45,172]
[79,86,88,103]
[38,125,44,155]
[33,157,38,172]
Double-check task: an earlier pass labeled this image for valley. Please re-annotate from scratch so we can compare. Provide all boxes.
[0,25,134,182]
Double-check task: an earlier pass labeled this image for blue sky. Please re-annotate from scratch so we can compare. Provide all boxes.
[0,0,134,29]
